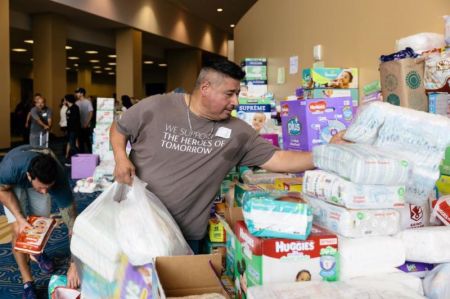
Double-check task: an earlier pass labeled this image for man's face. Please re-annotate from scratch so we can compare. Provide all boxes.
[35,97,45,109]
[28,175,54,194]
[75,92,82,100]
[200,76,240,121]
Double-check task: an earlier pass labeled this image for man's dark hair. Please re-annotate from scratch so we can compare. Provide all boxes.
[195,59,245,87]
[28,155,58,184]
[64,94,76,104]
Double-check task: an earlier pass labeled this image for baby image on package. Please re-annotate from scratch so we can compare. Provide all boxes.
[237,104,272,134]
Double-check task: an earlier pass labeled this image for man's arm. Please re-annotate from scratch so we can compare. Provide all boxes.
[59,202,80,288]
[259,150,314,173]
[84,111,93,128]
[110,121,135,185]
[0,185,32,234]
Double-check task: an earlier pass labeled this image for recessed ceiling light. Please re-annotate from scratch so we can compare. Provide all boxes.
[30,58,34,61]
[12,48,27,52]
[108,72,115,75]
[86,50,98,54]
[93,65,101,69]
[94,70,102,74]
[68,56,79,60]
[230,24,235,28]
[24,40,34,44]
[144,60,154,64]
[74,63,78,67]
[108,54,116,58]
[104,67,112,70]
[108,62,116,65]
[66,67,71,70]
[90,59,100,63]
[158,63,167,67]
[217,8,223,12]
[65,45,72,50]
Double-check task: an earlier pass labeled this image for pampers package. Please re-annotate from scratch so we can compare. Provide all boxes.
[234,221,338,298]
[242,191,312,240]
[302,67,358,89]
[280,97,355,151]
[304,88,359,107]
[306,196,400,238]
[303,170,405,209]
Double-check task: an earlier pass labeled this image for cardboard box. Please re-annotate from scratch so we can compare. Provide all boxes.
[234,221,339,298]
[274,177,303,192]
[240,80,269,98]
[280,97,355,151]
[71,154,100,179]
[237,104,272,134]
[153,254,230,299]
[302,67,358,89]
[380,57,428,111]
[304,88,359,106]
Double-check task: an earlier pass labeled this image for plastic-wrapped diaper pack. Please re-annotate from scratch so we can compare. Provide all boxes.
[344,101,450,204]
[313,143,410,185]
[338,235,405,279]
[307,196,400,238]
[399,203,430,229]
[303,170,405,209]
[246,277,426,299]
[241,170,295,185]
[423,263,450,299]
[395,226,450,264]
[242,191,313,240]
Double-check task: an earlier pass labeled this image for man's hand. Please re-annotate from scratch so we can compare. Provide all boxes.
[114,157,135,185]
[66,262,80,289]
[15,217,32,235]
[330,130,349,145]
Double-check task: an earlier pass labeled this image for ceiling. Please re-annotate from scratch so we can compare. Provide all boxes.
[9,0,257,74]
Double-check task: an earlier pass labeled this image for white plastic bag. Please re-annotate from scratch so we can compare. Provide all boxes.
[396,32,445,54]
[423,263,450,299]
[115,177,192,265]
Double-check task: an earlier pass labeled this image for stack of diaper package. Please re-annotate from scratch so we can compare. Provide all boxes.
[342,101,450,298]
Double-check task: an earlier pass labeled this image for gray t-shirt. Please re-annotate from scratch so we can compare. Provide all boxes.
[30,106,52,134]
[76,98,94,127]
[117,93,277,239]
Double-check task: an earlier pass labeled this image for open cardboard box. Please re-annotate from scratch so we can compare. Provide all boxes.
[154,254,230,299]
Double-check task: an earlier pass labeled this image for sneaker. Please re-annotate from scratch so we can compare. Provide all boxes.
[64,160,71,167]
[22,281,37,299]
[31,252,55,274]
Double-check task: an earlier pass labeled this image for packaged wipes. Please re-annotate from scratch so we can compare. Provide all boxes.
[313,143,411,185]
[307,196,400,238]
[303,170,405,209]
[242,191,312,240]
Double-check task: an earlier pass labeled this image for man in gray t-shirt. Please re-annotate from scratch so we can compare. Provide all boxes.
[75,87,94,153]
[28,95,52,147]
[110,60,343,252]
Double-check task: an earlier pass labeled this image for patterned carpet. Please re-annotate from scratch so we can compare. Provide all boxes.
[0,138,100,298]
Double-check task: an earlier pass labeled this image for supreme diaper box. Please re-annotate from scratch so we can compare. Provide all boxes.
[280,97,355,151]
[302,67,358,89]
[237,104,272,134]
[304,88,359,106]
[241,58,267,81]
[234,222,339,299]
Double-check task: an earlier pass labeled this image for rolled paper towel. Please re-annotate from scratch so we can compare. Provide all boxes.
[313,143,410,185]
[307,196,400,237]
[303,170,405,209]
[339,235,405,280]
[395,226,450,263]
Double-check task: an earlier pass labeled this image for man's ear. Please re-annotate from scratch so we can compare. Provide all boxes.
[200,81,210,97]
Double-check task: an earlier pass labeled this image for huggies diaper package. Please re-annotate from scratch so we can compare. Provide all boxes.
[307,196,400,238]
[303,170,405,209]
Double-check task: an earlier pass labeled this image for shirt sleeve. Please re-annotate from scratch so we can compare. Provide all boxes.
[47,108,53,119]
[238,130,279,167]
[116,97,152,143]
[30,108,40,120]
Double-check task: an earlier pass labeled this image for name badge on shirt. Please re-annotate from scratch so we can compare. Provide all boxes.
[215,127,231,139]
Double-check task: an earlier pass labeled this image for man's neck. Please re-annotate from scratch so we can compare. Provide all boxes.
[186,93,203,117]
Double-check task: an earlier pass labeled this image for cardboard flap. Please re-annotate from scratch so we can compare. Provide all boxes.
[156,254,223,293]
[224,206,244,230]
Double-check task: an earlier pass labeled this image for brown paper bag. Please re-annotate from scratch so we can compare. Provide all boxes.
[380,57,428,111]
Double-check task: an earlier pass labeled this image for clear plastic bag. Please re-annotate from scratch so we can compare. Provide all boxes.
[115,177,192,265]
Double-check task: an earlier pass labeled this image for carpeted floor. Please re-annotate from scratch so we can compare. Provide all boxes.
[0,138,100,298]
